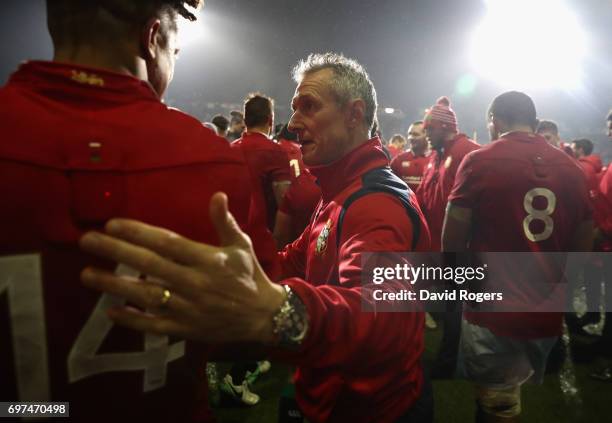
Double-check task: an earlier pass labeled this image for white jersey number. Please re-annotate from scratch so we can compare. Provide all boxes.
[1,255,185,401]
[523,188,556,242]
[289,159,301,178]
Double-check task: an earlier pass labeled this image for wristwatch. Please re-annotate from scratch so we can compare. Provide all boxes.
[272,285,309,348]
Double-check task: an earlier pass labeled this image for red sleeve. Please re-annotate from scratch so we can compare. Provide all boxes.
[265,145,292,183]
[271,194,423,367]
[447,151,480,208]
[595,167,612,236]
[278,223,311,279]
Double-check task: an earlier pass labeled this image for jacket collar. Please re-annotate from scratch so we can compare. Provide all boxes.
[308,137,388,201]
[9,60,159,104]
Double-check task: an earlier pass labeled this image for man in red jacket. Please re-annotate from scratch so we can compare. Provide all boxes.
[80,52,433,423]
[589,110,612,382]
[275,124,321,248]
[417,97,480,251]
[391,121,430,192]
[0,1,275,422]
[572,138,603,191]
[232,93,292,230]
[416,96,479,377]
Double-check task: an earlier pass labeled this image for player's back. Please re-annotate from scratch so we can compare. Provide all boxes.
[462,132,588,252]
[0,61,253,422]
[233,133,291,229]
[450,132,591,338]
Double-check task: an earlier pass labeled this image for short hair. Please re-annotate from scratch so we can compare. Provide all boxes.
[277,124,298,142]
[47,0,202,46]
[488,91,538,131]
[572,138,594,156]
[211,114,229,132]
[292,52,378,130]
[410,120,424,127]
[243,93,274,128]
[229,110,243,125]
[536,119,559,136]
[607,110,612,121]
[390,134,406,143]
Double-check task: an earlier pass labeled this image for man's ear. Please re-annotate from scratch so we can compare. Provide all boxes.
[346,99,366,129]
[141,18,162,60]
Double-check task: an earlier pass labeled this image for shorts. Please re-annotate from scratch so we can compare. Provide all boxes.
[456,318,558,389]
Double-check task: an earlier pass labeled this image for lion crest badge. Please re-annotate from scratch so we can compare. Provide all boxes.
[316,219,333,255]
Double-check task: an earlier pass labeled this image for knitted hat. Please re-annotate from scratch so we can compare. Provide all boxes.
[423,96,458,132]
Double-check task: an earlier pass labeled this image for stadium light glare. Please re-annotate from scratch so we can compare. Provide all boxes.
[470,0,588,90]
[178,12,207,48]
[384,107,395,114]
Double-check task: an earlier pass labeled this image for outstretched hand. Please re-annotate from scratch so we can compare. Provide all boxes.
[80,192,286,344]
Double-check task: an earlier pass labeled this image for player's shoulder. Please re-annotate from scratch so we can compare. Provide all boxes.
[456,134,481,152]
[392,151,414,163]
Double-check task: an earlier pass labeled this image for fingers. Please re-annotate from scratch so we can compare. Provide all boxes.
[81,267,194,312]
[106,306,190,339]
[209,192,250,247]
[103,219,214,265]
[79,231,204,297]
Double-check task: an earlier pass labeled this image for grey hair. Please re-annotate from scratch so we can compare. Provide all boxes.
[292,52,378,131]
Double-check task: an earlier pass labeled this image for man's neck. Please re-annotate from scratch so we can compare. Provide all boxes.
[246,127,270,138]
[412,147,427,157]
[53,43,146,80]
[500,126,534,138]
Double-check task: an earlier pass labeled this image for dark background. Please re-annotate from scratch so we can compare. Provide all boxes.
[2,0,611,159]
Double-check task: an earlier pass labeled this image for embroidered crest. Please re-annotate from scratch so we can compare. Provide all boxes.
[444,156,452,169]
[316,219,333,255]
[71,70,105,87]
[401,161,411,168]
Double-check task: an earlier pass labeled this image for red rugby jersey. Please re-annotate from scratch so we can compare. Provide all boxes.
[448,132,591,338]
[416,133,480,251]
[390,151,430,192]
[232,133,291,229]
[277,139,321,237]
[594,165,612,243]
[0,61,264,422]
[577,154,603,192]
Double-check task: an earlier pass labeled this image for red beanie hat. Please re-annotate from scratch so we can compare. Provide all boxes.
[423,96,458,132]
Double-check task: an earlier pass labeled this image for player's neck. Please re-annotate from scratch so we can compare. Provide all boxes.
[412,147,427,157]
[245,127,271,138]
[499,125,534,138]
[53,44,145,80]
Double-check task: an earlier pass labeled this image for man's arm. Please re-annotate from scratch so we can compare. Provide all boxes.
[273,209,294,250]
[272,180,291,207]
[442,202,473,252]
[272,194,424,366]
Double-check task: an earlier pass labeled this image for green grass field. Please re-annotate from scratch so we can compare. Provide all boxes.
[213,326,612,423]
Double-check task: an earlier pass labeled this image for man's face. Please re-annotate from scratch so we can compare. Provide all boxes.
[572,143,584,158]
[390,136,406,150]
[407,123,427,153]
[607,120,612,139]
[538,130,560,147]
[288,69,352,166]
[425,125,447,150]
[145,19,180,98]
[231,119,245,134]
